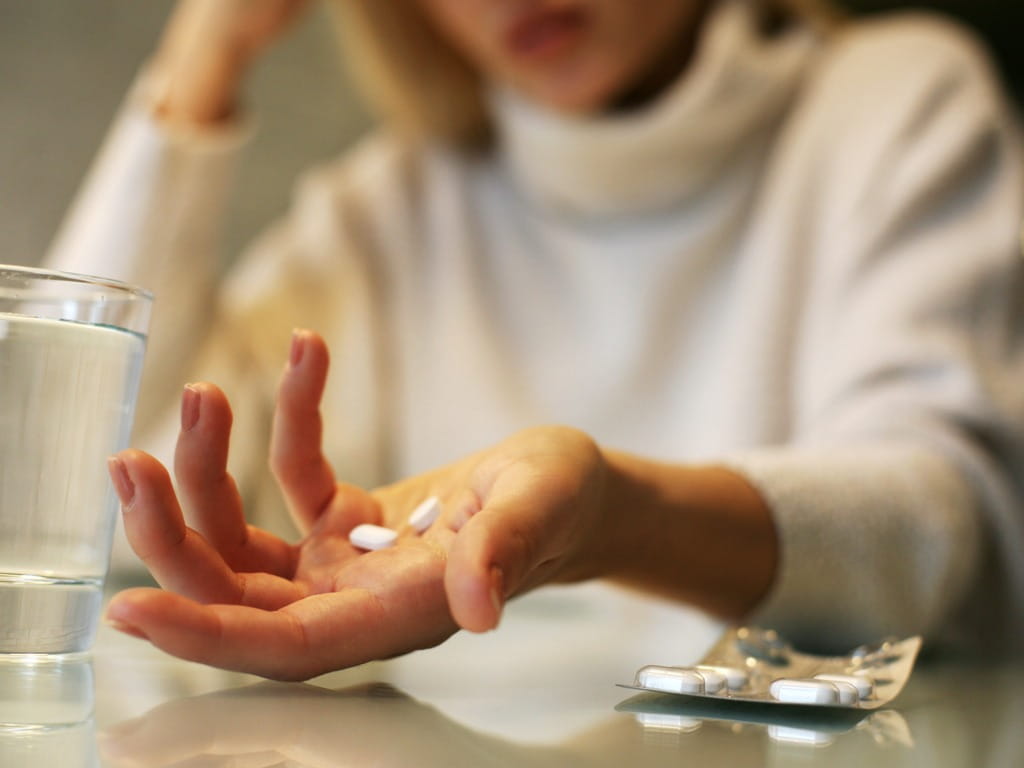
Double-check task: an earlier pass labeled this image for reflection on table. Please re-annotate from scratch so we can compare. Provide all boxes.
[0,655,95,767]
[0,582,1021,767]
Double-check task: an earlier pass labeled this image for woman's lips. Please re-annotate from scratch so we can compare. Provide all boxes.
[504,6,588,61]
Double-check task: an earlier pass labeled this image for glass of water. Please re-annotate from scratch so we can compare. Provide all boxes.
[0,265,151,655]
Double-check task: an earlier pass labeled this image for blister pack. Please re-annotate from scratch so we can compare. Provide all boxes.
[624,626,921,709]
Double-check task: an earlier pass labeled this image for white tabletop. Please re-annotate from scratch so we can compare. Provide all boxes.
[1,581,1020,767]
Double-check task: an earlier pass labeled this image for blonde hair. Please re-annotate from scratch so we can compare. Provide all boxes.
[330,0,845,148]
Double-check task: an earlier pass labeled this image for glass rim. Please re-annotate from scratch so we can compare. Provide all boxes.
[0,264,153,302]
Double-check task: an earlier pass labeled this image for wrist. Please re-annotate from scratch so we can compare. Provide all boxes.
[595,449,778,620]
[592,448,669,582]
[148,50,247,126]
[148,0,257,127]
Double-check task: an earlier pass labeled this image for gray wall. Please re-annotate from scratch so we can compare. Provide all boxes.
[0,0,371,267]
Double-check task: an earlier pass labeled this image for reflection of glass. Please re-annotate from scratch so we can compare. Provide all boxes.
[0,656,97,767]
[0,266,150,655]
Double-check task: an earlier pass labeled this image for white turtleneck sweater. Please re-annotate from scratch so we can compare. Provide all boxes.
[48,1,1024,653]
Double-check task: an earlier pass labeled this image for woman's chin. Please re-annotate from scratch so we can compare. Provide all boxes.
[511,69,626,116]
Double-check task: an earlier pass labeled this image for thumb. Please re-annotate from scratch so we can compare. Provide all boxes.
[444,474,576,633]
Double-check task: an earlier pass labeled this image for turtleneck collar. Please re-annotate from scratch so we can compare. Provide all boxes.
[489,0,819,219]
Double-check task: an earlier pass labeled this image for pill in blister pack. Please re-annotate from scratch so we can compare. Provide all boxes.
[624,626,921,710]
[814,673,874,700]
[769,677,858,706]
[698,664,748,691]
[635,664,747,698]
[635,667,708,695]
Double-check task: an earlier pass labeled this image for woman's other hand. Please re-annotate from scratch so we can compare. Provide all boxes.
[150,0,310,124]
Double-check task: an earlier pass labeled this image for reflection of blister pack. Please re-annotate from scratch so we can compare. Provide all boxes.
[623,626,921,709]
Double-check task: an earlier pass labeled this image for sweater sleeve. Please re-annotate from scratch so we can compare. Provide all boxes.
[42,75,265,572]
[730,17,1024,652]
[45,73,250,454]
[43,69,406,574]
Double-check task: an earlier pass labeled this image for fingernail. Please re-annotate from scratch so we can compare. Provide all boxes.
[107,456,135,506]
[181,383,200,431]
[489,566,504,626]
[290,329,305,367]
[104,616,148,641]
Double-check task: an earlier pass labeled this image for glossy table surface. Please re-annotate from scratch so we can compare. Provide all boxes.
[1,582,1020,767]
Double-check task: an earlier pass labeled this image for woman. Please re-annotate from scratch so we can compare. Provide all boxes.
[49,0,1024,680]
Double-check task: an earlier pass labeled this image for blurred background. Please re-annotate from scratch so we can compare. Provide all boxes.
[1,0,1021,268]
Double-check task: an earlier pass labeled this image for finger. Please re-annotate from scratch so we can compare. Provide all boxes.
[308,481,384,539]
[269,329,336,532]
[103,587,408,682]
[175,381,297,577]
[110,451,304,609]
[433,486,483,535]
[105,546,453,681]
[105,588,312,680]
[110,450,240,603]
[444,471,577,633]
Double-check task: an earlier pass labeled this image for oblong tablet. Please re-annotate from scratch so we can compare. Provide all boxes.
[692,667,726,694]
[814,673,874,700]
[408,496,442,533]
[827,680,859,706]
[697,665,748,691]
[769,678,843,706]
[634,665,705,695]
[349,523,398,551]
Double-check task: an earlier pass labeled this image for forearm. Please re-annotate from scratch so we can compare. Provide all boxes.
[149,3,246,125]
[596,449,778,620]
[148,0,308,127]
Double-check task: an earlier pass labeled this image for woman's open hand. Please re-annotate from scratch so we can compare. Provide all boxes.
[104,330,609,680]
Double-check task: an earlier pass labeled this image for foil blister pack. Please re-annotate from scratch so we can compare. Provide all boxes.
[623,626,921,710]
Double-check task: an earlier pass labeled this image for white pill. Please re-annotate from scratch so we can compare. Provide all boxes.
[814,673,874,700]
[408,496,441,533]
[635,665,705,695]
[348,523,398,551]
[769,678,845,706]
[697,665,749,691]
[828,680,859,706]
[692,667,726,694]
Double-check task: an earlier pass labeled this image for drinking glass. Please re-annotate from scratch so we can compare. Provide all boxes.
[0,265,151,655]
